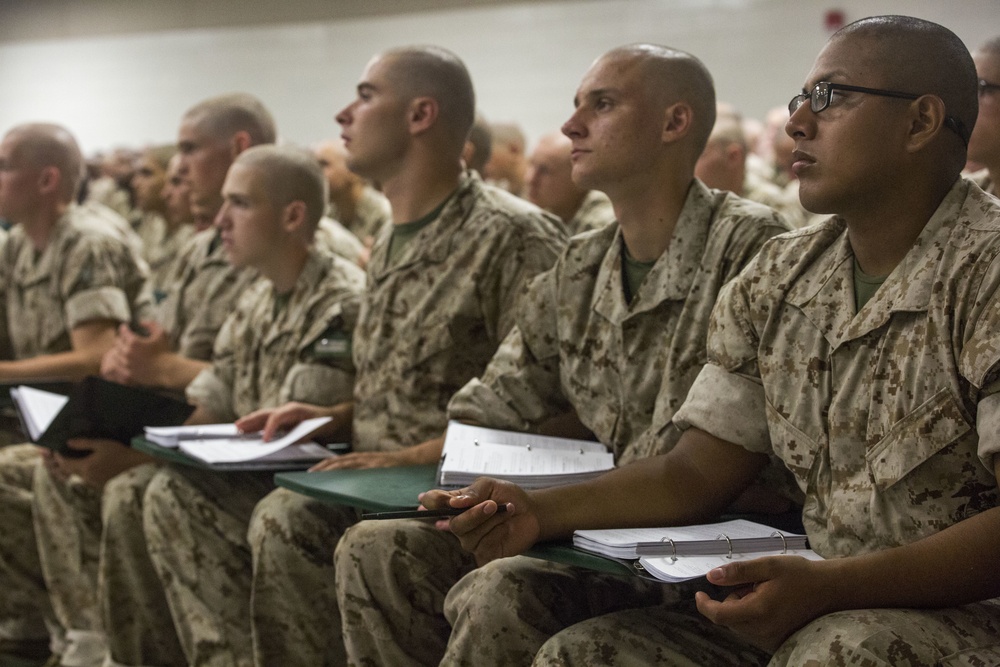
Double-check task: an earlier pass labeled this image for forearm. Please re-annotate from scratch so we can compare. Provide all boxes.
[152,353,210,391]
[532,428,767,541]
[0,351,102,381]
[396,436,444,465]
[826,506,1000,611]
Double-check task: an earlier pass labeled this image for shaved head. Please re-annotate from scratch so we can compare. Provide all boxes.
[379,46,476,152]
[183,93,277,146]
[5,123,83,203]
[601,44,717,154]
[831,16,977,154]
[232,144,327,232]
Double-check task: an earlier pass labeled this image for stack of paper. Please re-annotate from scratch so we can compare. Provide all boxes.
[573,519,821,582]
[144,416,334,465]
[438,421,613,489]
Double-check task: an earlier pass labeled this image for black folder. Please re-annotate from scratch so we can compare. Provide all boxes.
[21,376,195,458]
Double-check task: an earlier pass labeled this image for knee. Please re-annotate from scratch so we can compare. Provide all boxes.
[102,463,155,527]
[774,610,924,667]
[248,488,312,548]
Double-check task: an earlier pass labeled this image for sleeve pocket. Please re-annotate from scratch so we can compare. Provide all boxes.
[765,400,820,487]
[865,388,972,491]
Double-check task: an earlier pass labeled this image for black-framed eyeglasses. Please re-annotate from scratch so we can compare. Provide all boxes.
[980,79,1000,96]
[788,81,969,147]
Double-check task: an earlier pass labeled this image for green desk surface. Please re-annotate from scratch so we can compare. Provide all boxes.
[131,437,330,472]
[524,542,639,577]
[274,465,440,512]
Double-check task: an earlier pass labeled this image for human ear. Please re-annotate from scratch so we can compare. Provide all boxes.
[36,166,61,196]
[282,200,308,233]
[905,95,948,152]
[409,97,440,135]
[662,102,693,143]
[230,131,253,157]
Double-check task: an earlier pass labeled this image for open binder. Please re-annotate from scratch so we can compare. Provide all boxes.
[573,519,822,582]
[10,376,194,458]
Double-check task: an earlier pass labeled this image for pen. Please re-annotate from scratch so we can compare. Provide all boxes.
[361,505,510,520]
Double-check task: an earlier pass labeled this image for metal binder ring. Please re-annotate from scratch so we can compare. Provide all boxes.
[717,533,734,559]
[659,537,678,562]
[770,531,788,554]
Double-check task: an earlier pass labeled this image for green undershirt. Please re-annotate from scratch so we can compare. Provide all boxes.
[853,259,887,312]
[621,244,657,304]
[387,192,454,266]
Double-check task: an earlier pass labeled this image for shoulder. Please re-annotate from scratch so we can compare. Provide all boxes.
[707,186,792,241]
[459,174,566,242]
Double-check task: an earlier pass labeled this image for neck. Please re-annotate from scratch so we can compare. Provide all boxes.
[845,176,954,277]
[609,168,692,263]
[552,191,589,225]
[20,201,67,252]
[329,180,365,223]
[258,243,309,295]
[382,155,463,224]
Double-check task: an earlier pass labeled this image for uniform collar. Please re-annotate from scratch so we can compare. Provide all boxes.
[787,178,970,348]
[368,171,479,281]
[592,179,715,323]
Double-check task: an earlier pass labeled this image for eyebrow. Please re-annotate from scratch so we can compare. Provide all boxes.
[357,82,376,95]
[803,70,847,91]
[574,87,621,107]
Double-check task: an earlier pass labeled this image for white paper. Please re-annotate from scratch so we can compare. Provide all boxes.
[439,421,612,489]
[144,423,239,447]
[639,549,824,583]
[177,417,333,463]
[11,386,69,441]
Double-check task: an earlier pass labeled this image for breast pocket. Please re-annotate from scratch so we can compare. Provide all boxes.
[865,388,972,491]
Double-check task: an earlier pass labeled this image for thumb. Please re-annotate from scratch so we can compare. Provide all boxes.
[706,558,771,587]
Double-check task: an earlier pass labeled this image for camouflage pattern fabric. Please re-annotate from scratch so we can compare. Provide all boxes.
[315,216,367,267]
[248,171,564,666]
[566,189,615,236]
[155,228,259,363]
[142,249,363,666]
[328,184,391,243]
[336,182,790,667]
[549,178,1000,664]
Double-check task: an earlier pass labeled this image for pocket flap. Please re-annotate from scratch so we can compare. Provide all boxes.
[866,389,971,491]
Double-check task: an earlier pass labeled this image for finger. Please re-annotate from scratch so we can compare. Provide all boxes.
[449,499,507,539]
[419,488,468,510]
[235,410,269,433]
[706,558,772,587]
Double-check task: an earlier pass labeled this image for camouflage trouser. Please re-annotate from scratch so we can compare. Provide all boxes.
[32,453,105,666]
[247,487,359,667]
[143,465,273,667]
[0,444,50,643]
[534,598,1000,667]
[100,463,185,667]
[442,555,673,667]
[334,519,476,667]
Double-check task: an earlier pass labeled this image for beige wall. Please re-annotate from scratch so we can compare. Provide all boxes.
[1,0,996,154]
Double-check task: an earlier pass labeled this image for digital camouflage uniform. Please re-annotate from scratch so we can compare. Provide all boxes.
[315,216,367,267]
[566,189,615,236]
[334,181,792,667]
[328,184,392,243]
[0,205,149,665]
[248,171,565,666]
[140,248,364,667]
[133,211,197,303]
[100,227,262,667]
[533,178,1000,666]
[968,168,995,197]
[155,227,260,363]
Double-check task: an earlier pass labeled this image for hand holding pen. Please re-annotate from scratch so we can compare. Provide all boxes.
[418,477,540,566]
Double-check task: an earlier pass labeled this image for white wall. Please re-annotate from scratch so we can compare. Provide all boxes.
[0,0,997,154]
